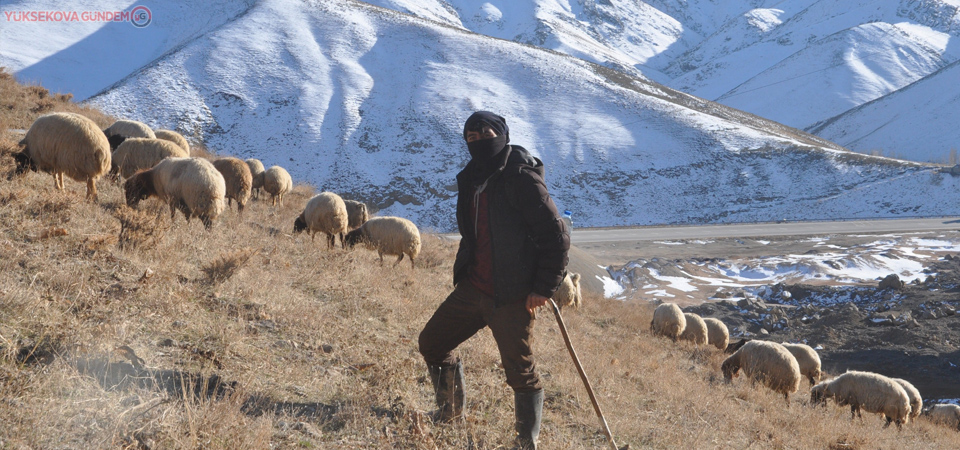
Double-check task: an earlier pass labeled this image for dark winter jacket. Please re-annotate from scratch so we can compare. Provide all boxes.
[453,145,570,307]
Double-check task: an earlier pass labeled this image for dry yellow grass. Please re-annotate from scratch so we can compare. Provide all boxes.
[1,71,959,449]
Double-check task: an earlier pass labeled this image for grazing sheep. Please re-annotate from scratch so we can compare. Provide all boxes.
[649,303,685,341]
[343,199,369,230]
[721,340,801,402]
[245,159,265,199]
[891,378,922,420]
[124,157,226,229]
[112,138,188,179]
[12,112,111,201]
[703,318,729,351]
[104,119,155,150]
[293,192,348,249]
[726,338,751,354]
[679,312,708,345]
[153,129,190,154]
[780,343,822,385]
[552,272,582,311]
[343,216,421,268]
[212,157,252,215]
[810,371,910,429]
[262,165,292,206]
[923,404,960,430]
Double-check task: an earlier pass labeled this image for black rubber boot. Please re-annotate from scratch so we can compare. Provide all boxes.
[427,360,465,422]
[514,389,543,450]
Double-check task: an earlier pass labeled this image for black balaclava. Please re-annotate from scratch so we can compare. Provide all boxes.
[463,111,510,178]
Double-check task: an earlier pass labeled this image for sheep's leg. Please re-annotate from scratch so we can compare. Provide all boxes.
[86,178,97,201]
[394,253,404,266]
[327,234,335,250]
[378,251,384,265]
[410,255,415,269]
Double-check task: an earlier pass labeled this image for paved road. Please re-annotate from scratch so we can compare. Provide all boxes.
[570,217,960,244]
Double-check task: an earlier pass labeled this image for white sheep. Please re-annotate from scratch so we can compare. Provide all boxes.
[343,216,421,268]
[262,165,292,206]
[293,192,348,249]
[780,342,822,385]
[124,157,226,229]
[649,303,685,341]
[245,159,265,199]
[153,129,190,154]
[13,112,111,201]
[212,157,252,215]
[343,199,369,230]
[703,317,729,351]
[552,272,582,311]
[923,404,960,431]
[104,119,155,150]
[891,378,922,420]
[112,138,188,179]
[721,340,801,402]
[810,371,910,429]
[679,312,708,345]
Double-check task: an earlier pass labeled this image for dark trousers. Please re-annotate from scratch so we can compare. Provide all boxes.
[419,281,542,392]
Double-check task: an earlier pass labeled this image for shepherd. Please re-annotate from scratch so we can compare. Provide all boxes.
[417,111,569,449]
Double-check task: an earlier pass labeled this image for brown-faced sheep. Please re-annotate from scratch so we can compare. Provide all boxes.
[245,158,265,199]
[112,138,188,179]
[552,272,582,311]
[891,378,922,420]
[649,303,685,342]
[703,317,729,351]
[810,371,910,429]
[12,112,111,201]
[212,157,252,215]
[294,192,348,249]
[124,157,226,229]
[153,129,190,154]
[104,119,155,150]
[722,340,801,403]
[780,342,822,385]
[726,338,751,354]
[679,312,707,345]
[343,199,369,230]
[923,404,960,431]
[343,216,421,268]
[262,165,292,206]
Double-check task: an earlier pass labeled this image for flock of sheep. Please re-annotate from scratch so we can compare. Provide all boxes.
[9,111,427,266]
[650,302,960,431]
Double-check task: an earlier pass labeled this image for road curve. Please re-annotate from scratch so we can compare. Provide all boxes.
[570,217,960,244]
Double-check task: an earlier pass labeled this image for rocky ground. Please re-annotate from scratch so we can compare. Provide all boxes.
[579,231,960,402]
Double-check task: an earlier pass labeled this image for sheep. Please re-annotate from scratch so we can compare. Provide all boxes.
[923,404,960,430]
[679,312,707,345]
[810,371,910,429]
[703,317,729,351]
[780,342,822,385]
[12,112,111,201]
[891,378,922,420]
[245,159,265,199]
[721,340,801,403]
[124,157,226,229]
[212,157,252,215]
[262,165,292,206]
[104,119,155,150]
[343,199,369,230]
[112,138,189,179]
[551,272,582,311]
[153,129,190,154]
[649,303,685,341]
[293,192,348,249]
[726,338,751,354]
[343,216,421,268]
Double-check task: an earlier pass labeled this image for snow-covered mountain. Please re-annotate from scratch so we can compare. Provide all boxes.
[364,0,960,162]
[3,0,960,230]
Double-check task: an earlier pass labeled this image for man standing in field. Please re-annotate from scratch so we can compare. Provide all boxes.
[418,111,570,449]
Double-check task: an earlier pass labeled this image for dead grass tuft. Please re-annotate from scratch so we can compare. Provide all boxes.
[115,205,168,250]
[200,247,258,285]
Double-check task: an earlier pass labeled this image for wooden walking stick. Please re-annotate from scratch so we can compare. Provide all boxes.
[547,298,627,450]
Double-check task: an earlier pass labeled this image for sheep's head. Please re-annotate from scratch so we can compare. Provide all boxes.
[106,132,127,151]
[293,214,307,233]
[725,338,751,354]
[343,228,364,249]
[720,356,739,380]
[10,150,36,178]
[809,383,829,406]
[123,172,154,206]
